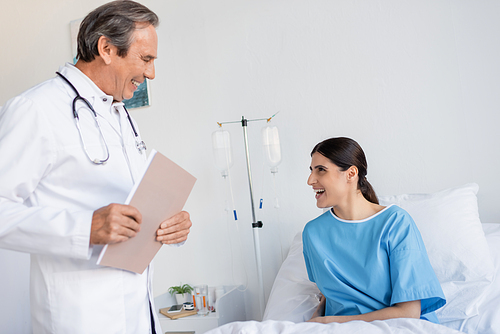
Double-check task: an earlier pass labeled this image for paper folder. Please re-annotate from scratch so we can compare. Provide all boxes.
[97,149,197,274]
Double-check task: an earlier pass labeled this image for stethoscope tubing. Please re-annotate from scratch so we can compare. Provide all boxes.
[56,71,146,164]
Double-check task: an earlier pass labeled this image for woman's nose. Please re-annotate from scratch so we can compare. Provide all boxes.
[307,173,315,186]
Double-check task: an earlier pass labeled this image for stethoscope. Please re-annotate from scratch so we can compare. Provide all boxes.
[56,72,147,165]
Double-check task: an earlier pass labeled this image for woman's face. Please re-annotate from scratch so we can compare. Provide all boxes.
[307,152,350,208]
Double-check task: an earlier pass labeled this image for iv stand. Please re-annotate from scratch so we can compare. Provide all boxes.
[216,114,278,319]
[241,117,265,319]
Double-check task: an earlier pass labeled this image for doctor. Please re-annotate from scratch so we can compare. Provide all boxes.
[0,1,191,333]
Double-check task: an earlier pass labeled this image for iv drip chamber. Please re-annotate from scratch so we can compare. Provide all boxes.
[212,130,233,177]
[262,126,281,171]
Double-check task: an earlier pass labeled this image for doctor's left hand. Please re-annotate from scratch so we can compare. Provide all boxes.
[156,211,192,245]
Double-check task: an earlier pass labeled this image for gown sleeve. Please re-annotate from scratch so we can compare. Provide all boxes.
[388,212,446,315]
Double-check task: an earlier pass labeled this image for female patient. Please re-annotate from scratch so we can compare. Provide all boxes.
[303,137,446,324]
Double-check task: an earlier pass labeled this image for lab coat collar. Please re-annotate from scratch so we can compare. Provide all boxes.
[58,62,122,134]
[58,63,115,111]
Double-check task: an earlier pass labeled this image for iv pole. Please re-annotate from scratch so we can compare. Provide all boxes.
[241,116,265,318]
[216,114,278,319]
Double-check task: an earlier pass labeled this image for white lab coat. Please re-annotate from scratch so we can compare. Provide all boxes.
[0,63,162,334]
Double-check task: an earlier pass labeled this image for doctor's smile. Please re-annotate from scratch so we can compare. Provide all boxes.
[131,78,142,89]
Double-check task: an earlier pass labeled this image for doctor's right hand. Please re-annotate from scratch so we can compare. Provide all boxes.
[90,204,142,245]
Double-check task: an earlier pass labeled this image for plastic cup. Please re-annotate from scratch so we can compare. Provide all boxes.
[194,285,209,315]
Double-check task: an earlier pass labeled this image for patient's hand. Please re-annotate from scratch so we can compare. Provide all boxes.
[309,294,326,320]
[307,299,421,324]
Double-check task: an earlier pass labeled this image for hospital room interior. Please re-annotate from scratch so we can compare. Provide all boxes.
[1,0,500,333]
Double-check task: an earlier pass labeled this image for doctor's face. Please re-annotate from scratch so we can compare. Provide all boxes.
[307,152,350,208]
[108,24,158,102]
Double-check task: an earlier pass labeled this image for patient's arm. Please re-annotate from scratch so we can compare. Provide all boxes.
[307,296,421,324]
[309,294,326,319]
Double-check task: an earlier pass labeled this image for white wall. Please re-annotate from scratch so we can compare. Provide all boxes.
[1,0,500,330]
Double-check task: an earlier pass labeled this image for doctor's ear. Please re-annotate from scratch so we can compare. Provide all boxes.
[97,36,115,65]
[346,166,358,182]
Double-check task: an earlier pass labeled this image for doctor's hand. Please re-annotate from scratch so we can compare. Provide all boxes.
[90,204,142,245]
[156,211,191,245]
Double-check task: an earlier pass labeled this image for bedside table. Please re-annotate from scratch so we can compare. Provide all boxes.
[155,285,246,333]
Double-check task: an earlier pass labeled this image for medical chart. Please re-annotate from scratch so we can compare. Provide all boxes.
[97,149,196,274]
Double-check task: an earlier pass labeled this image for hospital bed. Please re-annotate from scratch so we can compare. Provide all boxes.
[206,183,500,334]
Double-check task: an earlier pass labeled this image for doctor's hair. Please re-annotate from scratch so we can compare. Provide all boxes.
[76,0,159,63]
[311,137,379,204]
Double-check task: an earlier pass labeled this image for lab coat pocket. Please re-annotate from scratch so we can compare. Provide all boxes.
[50,267,126,334]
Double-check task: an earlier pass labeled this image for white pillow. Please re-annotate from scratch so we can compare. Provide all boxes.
[379,183,494,322]
[263,232,320,322]
[264,183,494,324]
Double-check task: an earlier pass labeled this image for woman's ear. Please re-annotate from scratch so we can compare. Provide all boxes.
[97,36,114,65]
[346,166,358,183]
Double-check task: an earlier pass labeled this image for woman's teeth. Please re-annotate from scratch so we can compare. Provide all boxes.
[314,189,325,198]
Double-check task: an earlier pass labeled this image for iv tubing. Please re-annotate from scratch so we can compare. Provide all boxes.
[272,172,279,208]
[226,203,248,292]
[222,128,238,220]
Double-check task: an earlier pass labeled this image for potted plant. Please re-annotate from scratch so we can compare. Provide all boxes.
[168,283,194,304]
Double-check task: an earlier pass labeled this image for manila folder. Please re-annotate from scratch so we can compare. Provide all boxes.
[97,149,196,274]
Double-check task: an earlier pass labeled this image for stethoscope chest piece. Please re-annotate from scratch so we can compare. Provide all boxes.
[136,140,147,152]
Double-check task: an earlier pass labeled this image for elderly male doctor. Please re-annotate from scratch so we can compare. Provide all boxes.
[0,1,191,333]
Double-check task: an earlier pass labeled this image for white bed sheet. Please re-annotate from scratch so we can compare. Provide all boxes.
[206,317,464,334]
[441,223,500,334]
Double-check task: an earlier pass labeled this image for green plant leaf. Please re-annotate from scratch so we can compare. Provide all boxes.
[168,283,194,295]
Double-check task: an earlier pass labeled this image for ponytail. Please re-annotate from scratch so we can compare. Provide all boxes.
[358,175,379,205]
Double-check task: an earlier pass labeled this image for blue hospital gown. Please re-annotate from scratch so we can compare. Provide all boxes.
[303,205,446,323]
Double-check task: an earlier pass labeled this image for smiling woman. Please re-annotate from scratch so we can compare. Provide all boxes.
[303,137,446,325]
[308,137,378,210]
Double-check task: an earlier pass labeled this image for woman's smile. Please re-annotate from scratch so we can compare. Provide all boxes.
[314,188,325,199]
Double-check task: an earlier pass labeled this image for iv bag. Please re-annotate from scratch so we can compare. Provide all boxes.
[262,126,281,169]
[212,130,233,176]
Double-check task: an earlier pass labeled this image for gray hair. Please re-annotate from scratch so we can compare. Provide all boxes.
[76,0,159,62]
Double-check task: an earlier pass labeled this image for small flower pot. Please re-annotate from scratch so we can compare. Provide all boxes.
[175,293,192,305]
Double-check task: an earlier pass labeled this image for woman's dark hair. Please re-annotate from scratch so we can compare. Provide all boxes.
[77,0,159,62]
[311,137,379,204]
